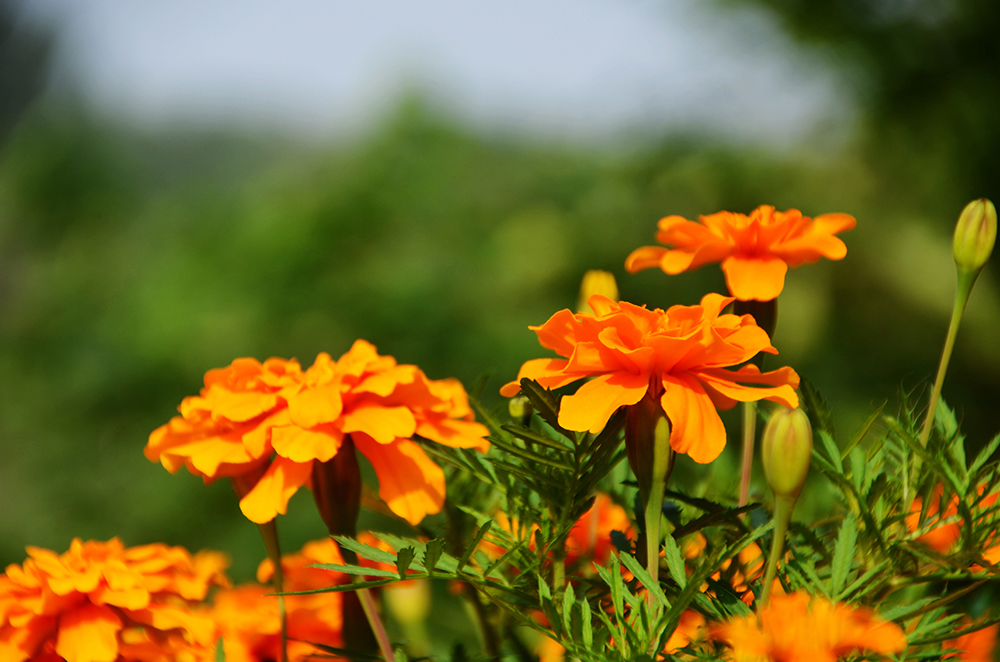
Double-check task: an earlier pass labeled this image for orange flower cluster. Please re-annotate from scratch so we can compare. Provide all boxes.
[146,340,490,525]
[564,493,633,568]
[945,622,998,662]
[709,591,906,662]
[626,205,856,301]
[0,538,228,662]
[500,293,799,463]
[212,538,346,662]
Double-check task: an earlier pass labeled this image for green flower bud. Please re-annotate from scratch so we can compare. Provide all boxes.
[508,394,533,422]
[761,407,813,501]
[953,198,996,274]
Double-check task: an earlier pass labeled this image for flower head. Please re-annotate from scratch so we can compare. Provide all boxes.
[709,590,907,662]
[565,493,633,568]
[0,538,229,662]
[213,538,346,662]
[626,205,856,301]
[146,340,490,525]
[500,293,799,463]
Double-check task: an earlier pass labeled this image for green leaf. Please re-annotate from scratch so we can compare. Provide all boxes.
[935,397,959,440]
[422,539,444,575]
[457,520,493,573]
[215,637,225,662]
[830,513,857,597]
[396,547,415,579]
[562,583,575,637]
[333,535,398,565]
[313,562,398,578]
[818,430,843,473]
[501,424,573,451]
[970,433,1000,477]
[581,597,593,647]
[672,503,758,538]
[618,552,669,607]
[841,402,885,460]
[538,574,551,601]
[519,378,573,438]
[662,533,687,589]
[800,377,835,437]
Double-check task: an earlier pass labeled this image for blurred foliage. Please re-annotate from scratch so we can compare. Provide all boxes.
[0,1,998,585]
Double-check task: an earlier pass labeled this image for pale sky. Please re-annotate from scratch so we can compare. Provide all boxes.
[20,0,852,143]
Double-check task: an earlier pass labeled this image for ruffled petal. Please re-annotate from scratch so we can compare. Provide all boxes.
[238,458,313,524]
[286,383,343,429]
[558,371,649,434]
[696,365,800,409]
[499,358,577,397]
[353,436,445,525]
[271,424,343,462]
[415,418,490,453]
[660,374,727,464]
[721,255,788,301]
[341,404,417,444]
[55,604,122,662]
[625,245,671,273]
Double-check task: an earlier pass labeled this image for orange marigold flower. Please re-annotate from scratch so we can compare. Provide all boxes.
[500,293,799,463]
[944,622,998,662]
[626,205,856,302]
[146,340,490,525]
[565,493,633,568]
[709,590,906,662]
[906,483,999,558]
[214,538,346,662]
[664,610,707,654]
[0,538,229,662]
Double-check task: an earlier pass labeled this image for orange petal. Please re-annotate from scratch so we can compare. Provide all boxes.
[238,457,313,523]
[194,386,278,423]
[625,246,670,273]
[557,371,649,434]
[695,365,800,410]
[271,424,343,462]
[353,436,445,525]
[286,383,343,429]
[721,255,788,301]
[660,374,727,464]
[341,404,417,444]
[55,604,122,662]
[416,418,490,452]
[499,357,578,397]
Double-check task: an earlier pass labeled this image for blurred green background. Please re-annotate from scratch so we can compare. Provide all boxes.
[0,0,998,585]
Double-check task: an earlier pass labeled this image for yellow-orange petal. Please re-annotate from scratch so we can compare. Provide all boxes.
[189,386,279,424]
[271,424,343,463]
[353,435,445,525]
[661,374,727,464]
[415,418,491,453]
[625,245,671,273]
[721,255,788,301]
[695,366,799,410]
[286,382,343,429]
[341,404,417,444]
[557,371,650,434]
[55,604,122,662]
[238,458,313,524]
[499,358,577,397]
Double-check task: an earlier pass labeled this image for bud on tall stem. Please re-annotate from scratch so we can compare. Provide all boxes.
[759,407,812,607]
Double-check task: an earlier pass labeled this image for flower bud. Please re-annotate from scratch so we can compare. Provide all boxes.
[761,407,812,501]
[508,394,532,422]
[577,269,619,313]
[953,198,996,274]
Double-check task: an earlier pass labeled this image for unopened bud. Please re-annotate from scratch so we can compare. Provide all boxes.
[508,394,532,422]
[953,198,996,274]
[761,407,812,501]
[577,269,619,313]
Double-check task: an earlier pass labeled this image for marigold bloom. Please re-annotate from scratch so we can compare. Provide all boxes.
[213,538,346,662]
[146,340,490,525]
[565,493,633,568]
[500,293,799,463]
[906,484,999,558]
[944,622,997,662]
[626,205,856,301]
[709,591,906,662]
[0,538,229,662]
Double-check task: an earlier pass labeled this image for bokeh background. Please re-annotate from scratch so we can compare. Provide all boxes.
[1,0,998,587]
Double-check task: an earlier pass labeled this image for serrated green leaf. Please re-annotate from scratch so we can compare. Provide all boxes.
[562,583,575,636]
[970,433,1000,477]
[830,513,857,596]
[395,547,415,579]
[662,533,687,589]
[538,574,551,601]
[215,637,225,662]
[423,539,444,575]
[500,424,573,451]
[581,597,593,647]
[618,552,669,607]
[841,402,885,460]
[819,430,843,473]
[800,377,835,437]
[935,397,959,440]
[333,535,398,565]
[519,378,572,438]
[457,521,493,573]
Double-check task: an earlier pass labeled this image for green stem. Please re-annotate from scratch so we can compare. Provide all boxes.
[644,416,672,606]
[759,496,793,608]
[739,401,757,507]
[257,520,289,662]
[358,587,395,662]
[918,273,974,451]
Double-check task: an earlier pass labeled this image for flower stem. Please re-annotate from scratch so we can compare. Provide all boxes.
[358,587,395,662]
[739,401,757,508]
[918,272,975,451]
[759,496,792,608]
[644,415,672,606]
[257,519,289,662]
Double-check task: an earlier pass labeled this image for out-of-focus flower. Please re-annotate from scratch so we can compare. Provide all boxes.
[906,484,999,560]
[146,340,490,525]
[214,538,346,662]
[944,622,998,662]
[577,269,619,313]
[0,538,228,662]
[709,590,906,662]
[565,493,633,568]
[664,610,707,655]
[500,293,799,464]
[626,206,856,301]
[709,542,769,605]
